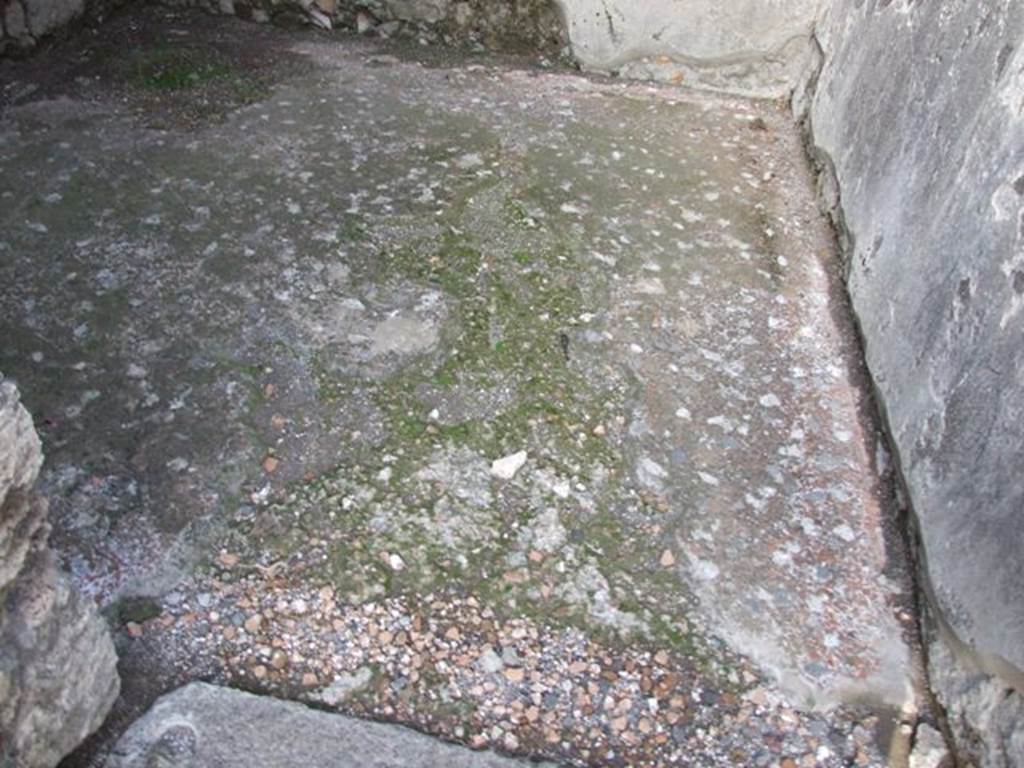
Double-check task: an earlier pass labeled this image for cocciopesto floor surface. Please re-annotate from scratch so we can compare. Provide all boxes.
[0,8,922,766]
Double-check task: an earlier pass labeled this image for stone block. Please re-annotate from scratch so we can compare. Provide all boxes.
[107,683,553,768]
[0,376,120,767]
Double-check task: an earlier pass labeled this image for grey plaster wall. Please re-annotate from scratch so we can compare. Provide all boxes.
[803,1,1024,763]
[554,0,822,97]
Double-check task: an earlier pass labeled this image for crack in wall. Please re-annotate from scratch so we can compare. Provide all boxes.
[599,0,618,43]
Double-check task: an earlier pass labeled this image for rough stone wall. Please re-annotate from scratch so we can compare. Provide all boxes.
[0,375,120,767]
[351,0,565,51]
[800,1,1024,765]
[553,0,823,97]
[172,0,568,55]
[1,0,567,57]
[0,0,84,54]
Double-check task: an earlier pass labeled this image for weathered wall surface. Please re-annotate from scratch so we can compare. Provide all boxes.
[0,376,120,767]
[554,0,822,97]
[802,1,1024,764]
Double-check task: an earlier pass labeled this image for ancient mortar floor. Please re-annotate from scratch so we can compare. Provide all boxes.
[1,8,920,767]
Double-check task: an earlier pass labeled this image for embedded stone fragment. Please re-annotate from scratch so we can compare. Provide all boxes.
[490,450,527,480]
